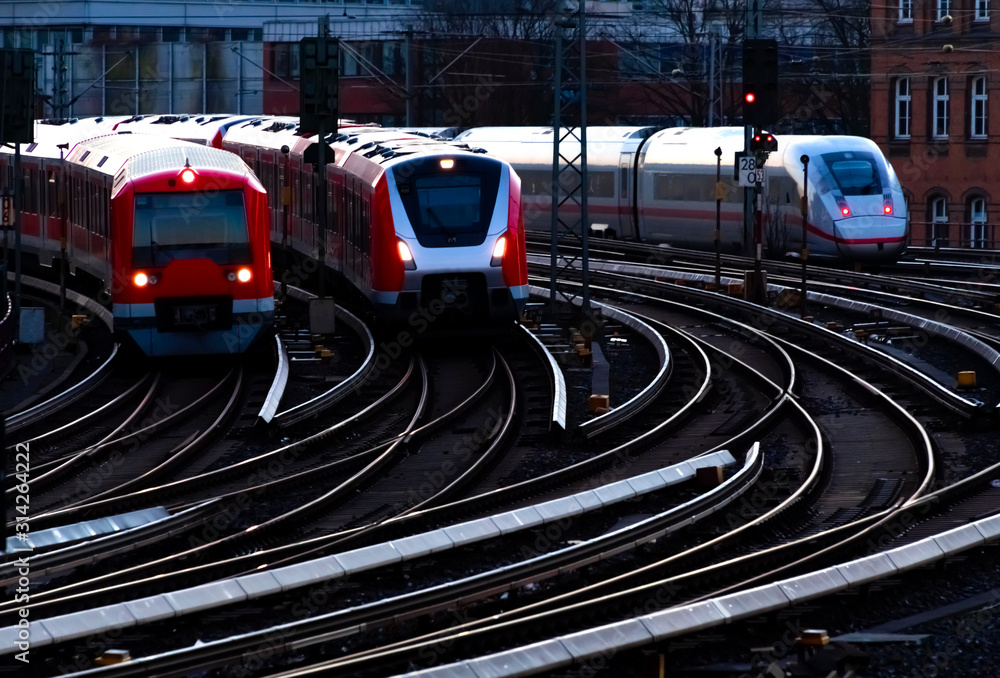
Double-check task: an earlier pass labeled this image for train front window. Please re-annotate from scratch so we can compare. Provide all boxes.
[396,156,501,248]
[133,190,251,267]
[416,175,482,237]
[822,152,883,197]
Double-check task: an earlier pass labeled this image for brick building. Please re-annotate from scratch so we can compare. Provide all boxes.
[872,0,1000,248]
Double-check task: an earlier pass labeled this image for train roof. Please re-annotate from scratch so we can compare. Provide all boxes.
[66,133,253,184]
[111,114,261,147]
[642,127,888,170]
[456,126,657,143]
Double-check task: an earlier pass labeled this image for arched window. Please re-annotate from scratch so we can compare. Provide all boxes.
[971,76,988,139]
[932,77,949,139]
[931,196,949,247]
[969,197,987,248]
[894,78,911,139]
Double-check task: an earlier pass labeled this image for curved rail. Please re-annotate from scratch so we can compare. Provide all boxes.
[515,318,567,431]
[270,285,376,428]
[256,332,288,424]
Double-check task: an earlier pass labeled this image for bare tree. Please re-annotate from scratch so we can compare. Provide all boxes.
[414,0,560,125]
[774,0,871,136]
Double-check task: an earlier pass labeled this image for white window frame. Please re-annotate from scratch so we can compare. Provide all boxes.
[932,77,949,139]
[970,197,987,248]
[894,77,911,139]
[971,76,988,139]
[975,0,989,21]
[937,0,953,20]
[932,196,949,247]
[899,0,914,22]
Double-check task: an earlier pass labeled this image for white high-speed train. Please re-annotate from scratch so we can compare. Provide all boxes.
[454,126,909,263]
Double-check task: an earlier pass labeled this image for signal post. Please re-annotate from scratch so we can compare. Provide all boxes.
[741,0,778,304]
[299,18,339,335]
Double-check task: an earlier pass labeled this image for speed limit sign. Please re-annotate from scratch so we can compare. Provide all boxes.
[737,155,759,187]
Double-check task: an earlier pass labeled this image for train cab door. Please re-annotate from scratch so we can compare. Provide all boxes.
[617,152,637,240]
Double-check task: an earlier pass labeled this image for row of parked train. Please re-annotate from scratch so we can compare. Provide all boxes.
[0,113,909,357]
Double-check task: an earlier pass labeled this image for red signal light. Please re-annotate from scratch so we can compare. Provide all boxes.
[745,92,756,104]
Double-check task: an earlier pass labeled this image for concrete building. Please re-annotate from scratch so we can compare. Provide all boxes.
[872,0,998,248]
[0,0,424,119]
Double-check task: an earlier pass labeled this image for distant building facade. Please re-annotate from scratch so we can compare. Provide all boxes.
[872,0,999,248]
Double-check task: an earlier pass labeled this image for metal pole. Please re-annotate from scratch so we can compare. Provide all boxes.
[550,29,562,309]
[579,5,589,313]
[59,144,67,311]
[800,154,809,318]
[714,146,722,291]
[405,27,414,126]
[708,37,715,127]
[318,125,325,299]
[13,143,21,324]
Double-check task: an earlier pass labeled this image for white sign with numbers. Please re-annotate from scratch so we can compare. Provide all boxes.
[737,155,760,187]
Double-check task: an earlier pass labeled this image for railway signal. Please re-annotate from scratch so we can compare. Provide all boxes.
[750,132,778,153]
[742,39,779,128]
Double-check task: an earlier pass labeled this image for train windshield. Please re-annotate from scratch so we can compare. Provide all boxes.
[396,157,500,247]
[132,190,251,266]
[822,152,883,196]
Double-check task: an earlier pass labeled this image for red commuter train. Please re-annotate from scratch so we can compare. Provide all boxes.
[222,118,528,329]
[0,124,274,356]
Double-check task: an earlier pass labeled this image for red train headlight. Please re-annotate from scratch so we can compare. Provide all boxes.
[491,235,507,267]
[397,240,416,270]
[237,268,252,283]
[180,169,196,184]
[134,272,149,287]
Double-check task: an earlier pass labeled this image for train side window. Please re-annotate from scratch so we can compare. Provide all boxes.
[23,169,33,214]
[588,171,615,198]
[653,173,689,201]
[47,171,58,218]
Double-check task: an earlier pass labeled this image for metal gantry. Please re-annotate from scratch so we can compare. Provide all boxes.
[549,1,589,314]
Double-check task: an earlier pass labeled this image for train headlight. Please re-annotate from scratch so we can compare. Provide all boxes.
[397,240,416,270]
[841,207,850,216]
[490,235,507,267]
[134,272,149,287]
[180,169,196,184]
[237,268,252,283]
[884,205,892,215]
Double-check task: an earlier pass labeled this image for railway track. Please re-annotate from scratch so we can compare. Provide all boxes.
[5,255,1000,677]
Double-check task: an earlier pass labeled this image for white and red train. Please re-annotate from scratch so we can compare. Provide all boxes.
[454,126,910,263]
[1,115,528,354]
[0,121,274,356]
[221,118,529,327]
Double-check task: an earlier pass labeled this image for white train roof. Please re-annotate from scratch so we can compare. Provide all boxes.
[642,127,888,173]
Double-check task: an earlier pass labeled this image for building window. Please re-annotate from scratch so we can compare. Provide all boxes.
[899,0,913,22]
[971,76,988,139]
[937,0,953,20]
[894,77,911,139]
[931,196,949,246]
[932,77,949,138]
[976,0,989,21]
[969,197,987,247]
